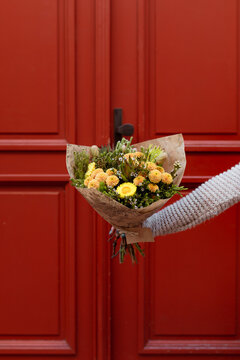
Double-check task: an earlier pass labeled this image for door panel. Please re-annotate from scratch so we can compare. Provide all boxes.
[0,0,97,358]
[111,0,240,359]
[155,0,237,134]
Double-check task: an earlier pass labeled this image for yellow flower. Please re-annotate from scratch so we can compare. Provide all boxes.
[88,179,100,189]
[116,183,137,198]
[85,162,96,178]
[148,169,162,183]
[124,153,140,165]
[134,152,144,158]
[106,168,117,176]
[95,172,108,183]
[148,183,159,192]
[133,175,145,186]
[123,153,131,160]
[161,172,173,184]
[84,177,91,187]
[106,175,119,187]
[91,168,104,178]
[146,162,157,171]
[156,166,164,173]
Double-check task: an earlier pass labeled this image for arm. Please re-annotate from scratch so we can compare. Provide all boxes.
[143,163,240,237]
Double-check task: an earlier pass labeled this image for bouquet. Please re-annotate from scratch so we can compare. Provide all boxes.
[66,134,186,263]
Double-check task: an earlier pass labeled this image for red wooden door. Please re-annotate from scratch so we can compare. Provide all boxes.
[111,1,240,359]
[1,1,240,360]
[0,1,109,359]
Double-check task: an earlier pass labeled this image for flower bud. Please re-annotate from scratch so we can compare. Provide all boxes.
[90,145,99,157]
[121,144,126,152]
[156,152,167,164]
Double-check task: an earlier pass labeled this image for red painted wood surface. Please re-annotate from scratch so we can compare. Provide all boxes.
[0,0,104,359]
[111,1,240,360]
[0,0,240,359]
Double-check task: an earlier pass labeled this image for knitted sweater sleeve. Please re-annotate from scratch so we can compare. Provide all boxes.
[143,163,240,237]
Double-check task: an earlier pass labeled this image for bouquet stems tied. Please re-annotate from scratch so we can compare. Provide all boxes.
[108,227,145,264]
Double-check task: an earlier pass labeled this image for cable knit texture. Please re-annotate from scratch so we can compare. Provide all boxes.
[143,163,240,237]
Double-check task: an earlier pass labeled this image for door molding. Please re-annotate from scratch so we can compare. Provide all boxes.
[94,1,111,359]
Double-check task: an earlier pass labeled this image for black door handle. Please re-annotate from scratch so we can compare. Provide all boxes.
[114,108,134,146]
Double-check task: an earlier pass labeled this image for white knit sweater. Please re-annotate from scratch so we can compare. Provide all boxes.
[143,163,240,237]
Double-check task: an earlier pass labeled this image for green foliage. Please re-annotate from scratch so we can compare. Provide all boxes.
[145,145,164,162]
[73,151,89,180]
[71,178,84,187]
[92,137,134,170]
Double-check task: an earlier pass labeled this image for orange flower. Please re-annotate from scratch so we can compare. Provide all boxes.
[123,153,131,160]
[156,166,164,173]
[95,172,108,183]
[106,168,117,176]
[131,152,144,158]
[148,183,159,192]
[133,175,145,186]
[91,168,104,178]
[148,169,162,183]
[84,177,91,187]
[161,172,173,184]
[146,162,157,171]
[88,179,100,189]
[106,175,119,187]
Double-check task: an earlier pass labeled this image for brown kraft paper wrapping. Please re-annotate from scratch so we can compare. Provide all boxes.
[66,134,186,244]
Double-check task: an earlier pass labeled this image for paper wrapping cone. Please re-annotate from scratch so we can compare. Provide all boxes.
[66,134,186,244]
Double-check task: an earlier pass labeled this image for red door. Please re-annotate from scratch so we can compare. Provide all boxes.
[111,0,240,359]
[1,1,240,360]
[0,1,103,359]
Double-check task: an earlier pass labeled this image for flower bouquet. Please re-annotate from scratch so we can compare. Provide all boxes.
[66,134,186,263]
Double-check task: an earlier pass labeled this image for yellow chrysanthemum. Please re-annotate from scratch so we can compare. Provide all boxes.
[88,179,100,189]
[133,175,145,186]
[146,162,157,171]
[84,177,91,187]
[116,183,137,198]
[85,162,96,178]
[156,166,164,173]
[134,152,144,158]
[95,172,108,183]
[148,183,159,192]
[106,168,117,176]
[123,153,131,160]
[91,168,104,178]
[148,169,162,183]
[123,153,139,165]
[161,172,173,185]
[106,175,119,187]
